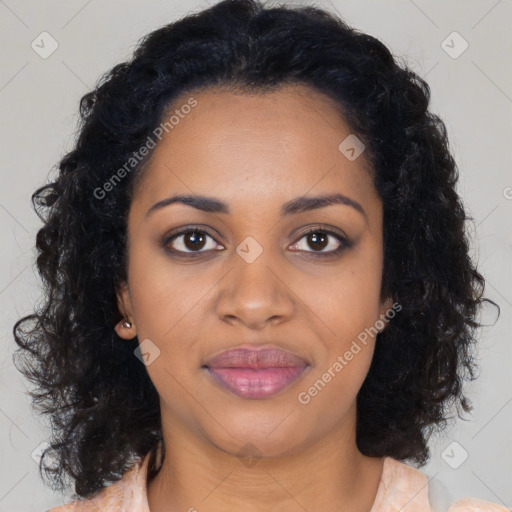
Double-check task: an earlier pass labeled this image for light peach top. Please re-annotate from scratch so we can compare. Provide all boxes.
[46,452,508,512]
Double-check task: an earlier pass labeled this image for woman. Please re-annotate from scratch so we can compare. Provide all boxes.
[13,0,504,511]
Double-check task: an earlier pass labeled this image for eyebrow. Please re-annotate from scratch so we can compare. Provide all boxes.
[145,193,367,222]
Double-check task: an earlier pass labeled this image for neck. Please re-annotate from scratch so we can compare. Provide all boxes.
[147,404,384,512]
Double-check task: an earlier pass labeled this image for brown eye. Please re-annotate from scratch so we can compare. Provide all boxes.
[163,228,222,255]
[289,228,349,256]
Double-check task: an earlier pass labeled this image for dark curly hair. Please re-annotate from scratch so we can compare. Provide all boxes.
[13,0,498,500]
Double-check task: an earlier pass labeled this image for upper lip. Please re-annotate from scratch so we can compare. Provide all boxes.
[204,345,309,369]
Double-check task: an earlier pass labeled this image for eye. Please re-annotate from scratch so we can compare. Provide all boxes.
[162,226,223,256]
[162,225,350,258]
[289,227,349,257]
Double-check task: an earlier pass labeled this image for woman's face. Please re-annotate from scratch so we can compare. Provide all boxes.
[117,84,392,459]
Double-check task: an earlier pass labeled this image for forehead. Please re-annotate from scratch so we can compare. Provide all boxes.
[130,84,378,219]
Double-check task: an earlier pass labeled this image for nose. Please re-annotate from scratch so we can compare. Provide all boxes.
[215,247,295,330]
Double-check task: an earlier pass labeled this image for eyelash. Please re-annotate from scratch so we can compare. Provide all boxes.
[161,224,351,259]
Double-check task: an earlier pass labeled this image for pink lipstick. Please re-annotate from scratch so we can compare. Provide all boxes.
[204,346,309,399]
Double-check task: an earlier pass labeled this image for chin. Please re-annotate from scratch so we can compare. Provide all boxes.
[201,411,316,461]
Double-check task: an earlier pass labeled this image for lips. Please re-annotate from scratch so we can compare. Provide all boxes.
[205,346,309,369]
[203,346,309,399]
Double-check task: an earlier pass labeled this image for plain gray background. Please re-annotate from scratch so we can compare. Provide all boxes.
[1,1,511,511]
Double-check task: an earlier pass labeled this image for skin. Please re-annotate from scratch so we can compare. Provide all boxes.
[115,83,393,512]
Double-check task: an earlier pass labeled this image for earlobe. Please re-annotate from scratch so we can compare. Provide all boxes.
[115,281,136,339]
[114,318,137,339]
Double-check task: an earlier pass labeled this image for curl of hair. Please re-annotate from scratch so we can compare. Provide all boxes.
[13,0,499,499]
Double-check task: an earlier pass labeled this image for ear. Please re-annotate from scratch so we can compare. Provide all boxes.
[377,296,395,333]
[114,280,137,340]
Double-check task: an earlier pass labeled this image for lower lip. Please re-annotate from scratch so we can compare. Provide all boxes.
[205,366,307,399]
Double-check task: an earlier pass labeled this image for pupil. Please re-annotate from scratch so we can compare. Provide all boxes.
[309,232,327,251]
[185,232,206,251]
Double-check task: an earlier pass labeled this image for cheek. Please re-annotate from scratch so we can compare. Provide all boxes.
[297,274,380,418]
[298,241,384,342]
[127,240,207,338]
[125,242,221,394]
[295,243,384,405]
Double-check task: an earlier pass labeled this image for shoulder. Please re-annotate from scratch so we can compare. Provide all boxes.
[45,477,130,512]
[372,458,509,512]
[371,457,431,511]
[45,454,151,512]
[447,497,510,511]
